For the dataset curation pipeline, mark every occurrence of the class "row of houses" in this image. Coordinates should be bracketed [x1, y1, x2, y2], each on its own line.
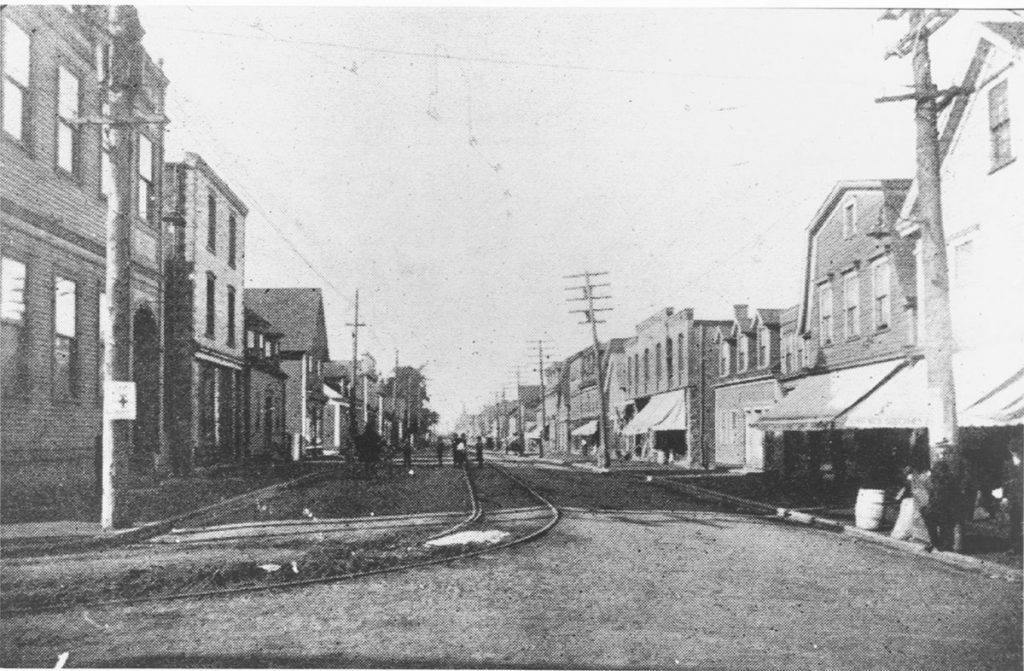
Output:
[0, 6, 423, 519]
[461, 19, 1024, 485]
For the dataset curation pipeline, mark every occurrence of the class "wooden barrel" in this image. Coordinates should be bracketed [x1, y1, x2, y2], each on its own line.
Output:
[855, 488, 887, 530]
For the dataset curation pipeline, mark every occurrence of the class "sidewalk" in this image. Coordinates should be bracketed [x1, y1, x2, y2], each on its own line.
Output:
[0, 462, 335, 558]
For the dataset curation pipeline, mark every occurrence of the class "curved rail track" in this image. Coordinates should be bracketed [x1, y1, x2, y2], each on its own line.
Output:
[1, 463, 560, 615]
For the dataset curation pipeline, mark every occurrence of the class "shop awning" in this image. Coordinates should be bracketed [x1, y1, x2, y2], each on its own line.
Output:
[571, 420, 598, 437]
[841, 349, 1024, 429]
[621, 389, 687, 435]
[753, 359, 907, 432]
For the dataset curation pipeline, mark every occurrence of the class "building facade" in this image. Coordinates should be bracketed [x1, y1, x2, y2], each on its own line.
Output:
[713, 305, 786, 470]
[242, 307, 287, 460]
[1, 6, 168, 516]
[244, 287, 330, 457]
[622, 308, 730, 467]
[163, 152, 248, 470]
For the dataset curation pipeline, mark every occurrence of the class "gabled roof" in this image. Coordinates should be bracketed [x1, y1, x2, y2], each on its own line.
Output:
[753, 308, 783, 328]
[244, 287, 329, 356]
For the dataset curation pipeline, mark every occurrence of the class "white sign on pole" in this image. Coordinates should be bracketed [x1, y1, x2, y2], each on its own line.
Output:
[105, 380, 137, 420]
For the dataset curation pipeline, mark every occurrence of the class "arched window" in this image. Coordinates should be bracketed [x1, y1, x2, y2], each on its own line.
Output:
[655, 343, 662, 388]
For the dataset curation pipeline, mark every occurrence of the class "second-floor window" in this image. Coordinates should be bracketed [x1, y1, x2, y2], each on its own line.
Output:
[205, 272, 215, 338]
[655, 343, 662, 386]
[53, 276, 79, 398]
[783, 333, 794, 373]
[843, 270, 860, 340]
[759, 326, 769, 368]
[1, 256, 28, 397]
[228, 213, 237, 268]
[819, 282, 834, 345]
[138, 133, 153, 221]
[720, 339, 729, 377]
[989, 80, 1012, 171]
[665, 338, 673, 386]
[738, 335, 748, 371]
[226, 285, 236, 346]
[56, 66, 81, 176]
[207, 193, 217, 251]
[643, 349, 650, 389]
[677, 333, 685, 379]
[246, 328, 256, 349]
[872, 258, 891, 330]
[3, 18, 31, 142]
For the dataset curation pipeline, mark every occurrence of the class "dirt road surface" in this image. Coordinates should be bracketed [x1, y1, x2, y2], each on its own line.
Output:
[2, 503, 1019, 669]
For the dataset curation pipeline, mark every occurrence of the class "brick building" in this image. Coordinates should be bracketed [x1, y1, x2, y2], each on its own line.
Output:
[242, 307, 287, 459]
[243, 288, 329, 457]
[1, 6, 168, 517]
[622, 308, 730, 467]
[163, 152, 248, 470]
[713, 304, 786, 470]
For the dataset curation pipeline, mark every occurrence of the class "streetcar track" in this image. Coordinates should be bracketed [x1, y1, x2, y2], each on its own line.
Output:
[1, 463, 560, 616]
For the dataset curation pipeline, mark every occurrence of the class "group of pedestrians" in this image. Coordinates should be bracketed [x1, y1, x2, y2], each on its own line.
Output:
[436, 433, 485, 469]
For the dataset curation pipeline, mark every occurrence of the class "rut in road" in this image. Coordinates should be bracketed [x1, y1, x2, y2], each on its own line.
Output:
[0, 464, 558, 614]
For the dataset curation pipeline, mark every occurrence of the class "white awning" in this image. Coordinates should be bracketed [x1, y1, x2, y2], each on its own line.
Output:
[571, 420, 598, 437]
[621, 389, 687, 435]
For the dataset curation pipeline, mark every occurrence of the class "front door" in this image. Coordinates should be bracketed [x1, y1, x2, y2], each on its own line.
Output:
[744, 408, 766, 471]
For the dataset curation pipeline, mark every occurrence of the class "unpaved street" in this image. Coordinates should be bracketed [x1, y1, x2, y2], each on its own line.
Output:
[2, 488, 1020, 669]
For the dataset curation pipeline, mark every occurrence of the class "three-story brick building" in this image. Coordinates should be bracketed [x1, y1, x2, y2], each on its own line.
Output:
[1, 6, 168, 516]
[163, 152, 248, 471]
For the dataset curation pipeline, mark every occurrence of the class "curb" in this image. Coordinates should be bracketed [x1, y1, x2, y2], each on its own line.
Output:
[635, 476, 1022, 582]
[0, 467, 334, 559]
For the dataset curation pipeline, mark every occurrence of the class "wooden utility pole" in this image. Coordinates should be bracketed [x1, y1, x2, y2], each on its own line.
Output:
[346, 289, 366, 444]
[393, 350, 400, 443]
[879, 8, 964, 547]
[97, 8, 165, 529]
[515, 368, 526, 453]
[527, 339, 554, 458]
[566, 271, 613, 469]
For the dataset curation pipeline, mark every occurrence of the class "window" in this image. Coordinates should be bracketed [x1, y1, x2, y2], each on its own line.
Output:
[720, 339, 729, 377]
[138, 133, 153, 221]
[783, 333, 794, 373]
[818, 282, 834, 345]
[246, 328, 255, 349]
[738, 335, 748, 371]
[677, 333, 685, 379]
[989, 80, 1013, 170]
[655, 343, 662, 387]
[643, 349, 650, 390]
[626, 357, 633, 393]
[95, 42, 111, 85]
[226, 285, 236, 346]
[1, 257, 28, 396]
[842, 198, 857, 239]
[872, 258, 891, 330]
[228, 213, 237, 268]
[263, 338, 273, 358]
[99, 145, 113, 199]
[759, 326, 769, 368]
[953, 239, 975, 288]
[797, 336, 806, 369]
[665, 338, 673, 386]
[53, 277, 79, 397]
[205, 273, 215, 337]
[843, 270, 860, 340]
[207, 193, 217, 251]
[56, 66, 81, 175]
[3, 18, 31, 141]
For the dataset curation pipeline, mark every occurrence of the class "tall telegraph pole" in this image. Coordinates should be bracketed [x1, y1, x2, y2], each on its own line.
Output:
[878, 8, 964, 547]
[527, 339, 553, 458]
[346, 289, 366, 445]
[566, 271, 613, 469]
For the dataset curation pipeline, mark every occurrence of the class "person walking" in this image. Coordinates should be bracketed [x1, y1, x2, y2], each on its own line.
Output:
[455, 433, 468, 469]
[475, 436, 485, 468]
[435, 437, 445, 467]
[357, 426, 382, 479]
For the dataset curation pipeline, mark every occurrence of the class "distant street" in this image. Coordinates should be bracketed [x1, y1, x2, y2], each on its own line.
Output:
[2, 464, 1020, 670]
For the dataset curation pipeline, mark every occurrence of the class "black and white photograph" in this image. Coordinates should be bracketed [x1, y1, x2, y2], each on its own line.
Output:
[1, 3, 1022, 668]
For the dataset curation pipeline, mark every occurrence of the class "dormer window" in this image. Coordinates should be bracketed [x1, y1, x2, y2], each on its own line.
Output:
[759, 325, 769, 368]
[738, 335, 748, 372]
[720, 338, 730, 377]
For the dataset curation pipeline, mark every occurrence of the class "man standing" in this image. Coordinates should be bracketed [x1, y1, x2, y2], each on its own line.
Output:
[475, 436, 485, 469]
[357, 426, 382, 479]
[435, 437, 445, 467]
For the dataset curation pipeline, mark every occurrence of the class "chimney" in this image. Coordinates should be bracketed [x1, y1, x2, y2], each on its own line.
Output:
[734, 304, 749, 325]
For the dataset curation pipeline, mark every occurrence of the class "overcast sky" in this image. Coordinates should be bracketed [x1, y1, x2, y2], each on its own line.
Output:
[137, 6, 1003, 429]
